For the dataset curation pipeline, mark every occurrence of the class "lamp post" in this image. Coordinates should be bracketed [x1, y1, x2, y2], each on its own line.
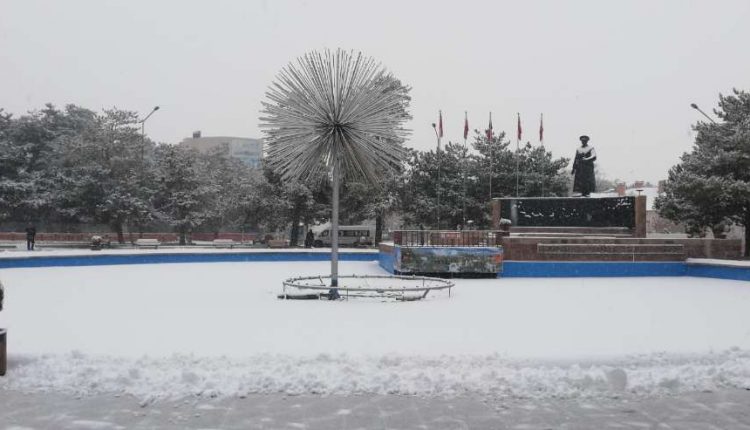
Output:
[135, 106, 159, 241]
[139, 106, 160, 164]
[690, 103, 717, 124]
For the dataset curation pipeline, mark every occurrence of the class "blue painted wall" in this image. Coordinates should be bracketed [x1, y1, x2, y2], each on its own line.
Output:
[686, 264, 750, 282]
[377, 248, 749, 281]
[378, 249, 395, 273]
[501, 261, 687, 277]
[2, 250, 749, 282]
[0, 251, 377, 269]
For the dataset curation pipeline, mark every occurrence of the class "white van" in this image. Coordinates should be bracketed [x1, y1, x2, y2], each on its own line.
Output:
[313, 225, 376, 247]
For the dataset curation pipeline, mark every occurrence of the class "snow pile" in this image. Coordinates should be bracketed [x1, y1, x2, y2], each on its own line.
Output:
[3, 350, 750, 401]
[687, 258, 750, 268]
[2, 261, 750, 400]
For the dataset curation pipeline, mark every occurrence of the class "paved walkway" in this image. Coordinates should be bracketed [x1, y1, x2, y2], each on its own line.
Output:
[2, 389, 750, 429]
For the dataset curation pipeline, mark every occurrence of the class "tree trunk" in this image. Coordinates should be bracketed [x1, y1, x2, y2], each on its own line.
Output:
[179, 228, 186, 246]
[375, 213, 383, 245]
[113, 221, 125, 244]
[289, 211, 301, 247]
[745, 208, 750, 258]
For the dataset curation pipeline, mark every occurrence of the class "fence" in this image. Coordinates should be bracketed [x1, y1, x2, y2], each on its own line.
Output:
[392, 230, 505, 247]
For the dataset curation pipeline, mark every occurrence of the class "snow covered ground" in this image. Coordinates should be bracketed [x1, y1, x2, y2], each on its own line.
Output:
[1, 261, 750, 401]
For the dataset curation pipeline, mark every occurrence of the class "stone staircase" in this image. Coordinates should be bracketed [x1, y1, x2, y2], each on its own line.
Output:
[512, 226, 634, 237]
[537, 243, 686, 261]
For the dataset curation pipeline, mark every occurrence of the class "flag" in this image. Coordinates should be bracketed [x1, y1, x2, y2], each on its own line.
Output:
[517, 113, 522, 141]
[486, 112, 493, 141]
[539, 113, 544, 143]
[463, 111, 469, 140]
[438, 110, 444, 138]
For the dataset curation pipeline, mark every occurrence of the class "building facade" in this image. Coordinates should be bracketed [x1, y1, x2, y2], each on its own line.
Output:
[179, 131, 263, 168]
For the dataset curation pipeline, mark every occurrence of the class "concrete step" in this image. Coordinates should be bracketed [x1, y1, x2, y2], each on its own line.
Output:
[537, 243, 686, 261]
[512, 226, 633, 236]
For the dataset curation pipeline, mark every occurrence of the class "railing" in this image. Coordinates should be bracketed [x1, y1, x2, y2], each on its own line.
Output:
[393, 230, 506, 247]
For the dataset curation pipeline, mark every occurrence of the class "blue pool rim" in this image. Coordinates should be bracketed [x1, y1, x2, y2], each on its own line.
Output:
[0, 251, 377, 269]
[0, 251, 748, 282]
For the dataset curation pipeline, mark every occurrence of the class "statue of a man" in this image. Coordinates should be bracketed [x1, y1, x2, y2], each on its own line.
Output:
[572, 135, 596, 197]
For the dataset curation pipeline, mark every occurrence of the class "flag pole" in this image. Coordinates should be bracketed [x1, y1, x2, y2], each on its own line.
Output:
[539, 113, 545, 197]
[462, 111, 468, 228]
[433, 110, 443, 230]
[488, 112, 493, 202]
[515, 113, 521, 197]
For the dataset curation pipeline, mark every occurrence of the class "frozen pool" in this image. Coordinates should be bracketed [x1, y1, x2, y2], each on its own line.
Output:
[1, 261, 750, 399]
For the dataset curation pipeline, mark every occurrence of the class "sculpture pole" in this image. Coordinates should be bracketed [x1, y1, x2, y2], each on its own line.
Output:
[330, 157, 340, 290]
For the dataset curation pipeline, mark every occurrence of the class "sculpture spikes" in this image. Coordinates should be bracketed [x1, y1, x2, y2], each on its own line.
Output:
[261, 49, 410, 291]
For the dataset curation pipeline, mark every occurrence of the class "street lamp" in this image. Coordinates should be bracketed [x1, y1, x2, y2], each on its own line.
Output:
[139, 106, 160, 163]
[690, 103, 717, 124]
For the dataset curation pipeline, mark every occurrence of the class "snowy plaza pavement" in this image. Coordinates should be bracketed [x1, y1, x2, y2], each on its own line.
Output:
[2, 259, 750, 427]
[3, 389, 750, 429]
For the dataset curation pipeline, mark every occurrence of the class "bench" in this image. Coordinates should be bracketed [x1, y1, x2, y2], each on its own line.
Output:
[267, 239, 289, 248]
[134, 238, 160, 249]
[212, 239, 236, 249]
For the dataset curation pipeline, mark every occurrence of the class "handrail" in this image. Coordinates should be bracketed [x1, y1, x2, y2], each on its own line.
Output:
[392, 230, 506, 247]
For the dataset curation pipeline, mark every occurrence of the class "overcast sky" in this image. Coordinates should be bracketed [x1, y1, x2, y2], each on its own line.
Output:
[2, 0, 750, 183]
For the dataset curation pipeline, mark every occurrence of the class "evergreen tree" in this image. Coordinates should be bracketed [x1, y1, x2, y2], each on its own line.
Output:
[202, 145, 262, 236]
[0, 104, 80, 223]
[152, 145, 216, 245]
[399, 130, 570, 229]
[259, 167, 329, 246]
[340, 168, 403, 244]
[656, 89, 750, 255]
[54, 107, 155, 242]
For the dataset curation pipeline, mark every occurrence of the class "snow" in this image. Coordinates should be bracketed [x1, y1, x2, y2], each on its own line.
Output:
[1, 261, 750, 400]
[591, 186, 660, 210]
[687, 258, 750, 268]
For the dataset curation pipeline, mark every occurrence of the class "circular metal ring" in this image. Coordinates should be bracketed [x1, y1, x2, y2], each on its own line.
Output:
[281, 274, 454, 300]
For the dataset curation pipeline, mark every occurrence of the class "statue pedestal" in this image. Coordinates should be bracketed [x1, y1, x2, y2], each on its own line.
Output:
[491, 196, 647, 238]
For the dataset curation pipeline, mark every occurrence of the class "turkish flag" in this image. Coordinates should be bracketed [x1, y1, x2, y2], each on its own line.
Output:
[517, 114, 522, 141]
[539, 114, 544, 142]
[438, 111, 444, 138]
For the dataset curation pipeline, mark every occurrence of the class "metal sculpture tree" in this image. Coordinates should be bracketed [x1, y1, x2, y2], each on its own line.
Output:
[261, 49, 409, 293]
